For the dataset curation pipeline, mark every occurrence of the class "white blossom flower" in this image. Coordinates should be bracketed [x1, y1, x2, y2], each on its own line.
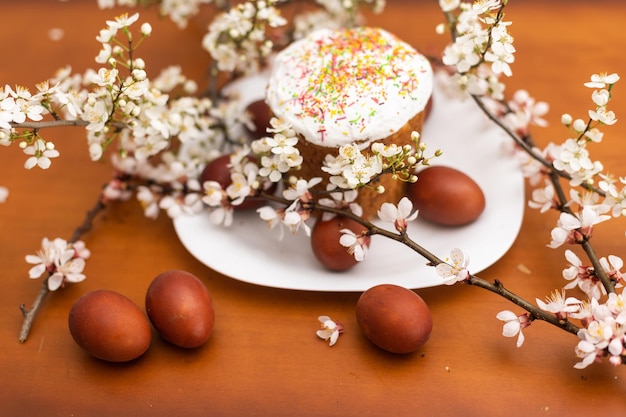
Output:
[159, 192, 203, 218]
[528, 180, 555, 213]
[23, 139, 60, 169]
[377, 197, 418, 233]
[257, 205, 285, 239]
[339, 229, 369, 262]
[25, 238, 89, 291]
[562, 249, 605, 301]
[282, 177, 322, 202]
[535, 290, 581, 320]
[573, 297, 626, 368]
[507, 89, 549, 131]
[316, 315, 343, 346]
[496, 310, 531, 348]
[591, 89, 610, 107]
[584, 72, 620, 89]
[574, 338, 601, 369]
[90, 68, 118, 87]
[599, 254, 624, 286]
[370, 142, 402, 158]
[0, 186, 8, 203]
[259, 154, 289, 182]
[282, 206, 312, 236]
[267, 133, 299, 155]
[82, 100, 109, 132]
[484, 33, 515, 77]
[136, 185, 161, 219]
[208, 204, 234, 227]
[226, 172, 253, 206]
[102, 177, 133, 202]
[106, 12, 140, 30]
[436, 248, 470, 285]
[588, 106, 617, 125]
[548, 206, 610, 248]
[606, 292, 626, 317]
[439, 0, 460, 12]
[318, 189, 362, 221]
[48, 256, 86, 291]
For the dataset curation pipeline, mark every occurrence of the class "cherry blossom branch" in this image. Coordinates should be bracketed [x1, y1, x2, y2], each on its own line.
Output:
[580, 239, 615, 294]
[469, 278, 580, 335]
[18, 280, 49, 343]
[263, 187, 581, 338]
[18, 195, 107, 343]
[10, 120, 128, 131]
[304, 198, 581, 336]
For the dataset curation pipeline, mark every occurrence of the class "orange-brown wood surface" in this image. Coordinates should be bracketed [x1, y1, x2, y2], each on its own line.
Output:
[2, 1, 626, 416]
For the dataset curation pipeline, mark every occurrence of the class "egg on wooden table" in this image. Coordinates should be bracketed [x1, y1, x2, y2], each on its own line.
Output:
[68, 290, 152, 362]
[407, 165, 485, 226]
[356, 284, 432, 354]
[145, 270, 215, 349]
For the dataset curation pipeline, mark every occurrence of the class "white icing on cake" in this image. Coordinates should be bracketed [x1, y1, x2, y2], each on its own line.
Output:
[266, 27, 433, 149]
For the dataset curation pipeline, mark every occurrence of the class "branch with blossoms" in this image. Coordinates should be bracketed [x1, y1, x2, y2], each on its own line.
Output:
[5, 0, 389, 342]
[4, 0, 626, 369]
[434, 0, 626, 368]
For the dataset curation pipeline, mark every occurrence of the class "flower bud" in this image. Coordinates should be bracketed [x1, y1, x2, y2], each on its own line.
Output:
[561, 113, 572, 126]
[133, 58, 146, 69]
[572, 118, 586, 132]
[141, 23, 152, 36]
[132, 69, 147, 81]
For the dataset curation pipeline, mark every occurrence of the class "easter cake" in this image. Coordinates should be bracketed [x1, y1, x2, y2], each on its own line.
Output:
[265, 26, 433, 217]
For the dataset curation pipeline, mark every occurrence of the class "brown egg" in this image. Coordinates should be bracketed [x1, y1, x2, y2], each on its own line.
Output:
[407, 165, 485, 226]
[356, 284, 432, 354]
[310, 215, 371, 272]
[246, 99, 273, 139]
[145, 270, 215, 348]
[68, 290, 151, 362]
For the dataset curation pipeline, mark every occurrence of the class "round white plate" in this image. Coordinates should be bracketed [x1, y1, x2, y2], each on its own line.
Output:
[173, 83, 525, 292]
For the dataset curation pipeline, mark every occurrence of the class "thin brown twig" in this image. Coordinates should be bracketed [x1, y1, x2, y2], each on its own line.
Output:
[18, 195, 108, 343]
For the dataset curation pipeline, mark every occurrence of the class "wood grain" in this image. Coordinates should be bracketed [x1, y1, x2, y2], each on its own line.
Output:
[1, 1, 626, 416]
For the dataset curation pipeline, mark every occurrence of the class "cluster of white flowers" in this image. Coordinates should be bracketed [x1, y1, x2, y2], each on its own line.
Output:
[0, 85, 53, 168]
[252, 118, 303, 182]
[97, 0, 212, 28]
[436, 2, 626, 368]
[322, 143, 384, 190]
[202, 148, 263, 226]
[257, 177, 321, 238]
[25, 238, 90, 291]
[1, 13, 222, 173]
[439, 0, 514, 99]
[478, 70, 626, 367]
[202, 0, 287, 74]
[293, 0, 385, 39]
[493, 71, 626, 367]
[574, 294, 626, 368]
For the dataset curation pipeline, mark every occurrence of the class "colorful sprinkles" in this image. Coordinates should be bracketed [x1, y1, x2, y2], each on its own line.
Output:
[267, 27, 433, 146]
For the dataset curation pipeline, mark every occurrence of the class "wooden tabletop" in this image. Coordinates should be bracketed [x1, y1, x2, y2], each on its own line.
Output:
[2, 1, 626, 416]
